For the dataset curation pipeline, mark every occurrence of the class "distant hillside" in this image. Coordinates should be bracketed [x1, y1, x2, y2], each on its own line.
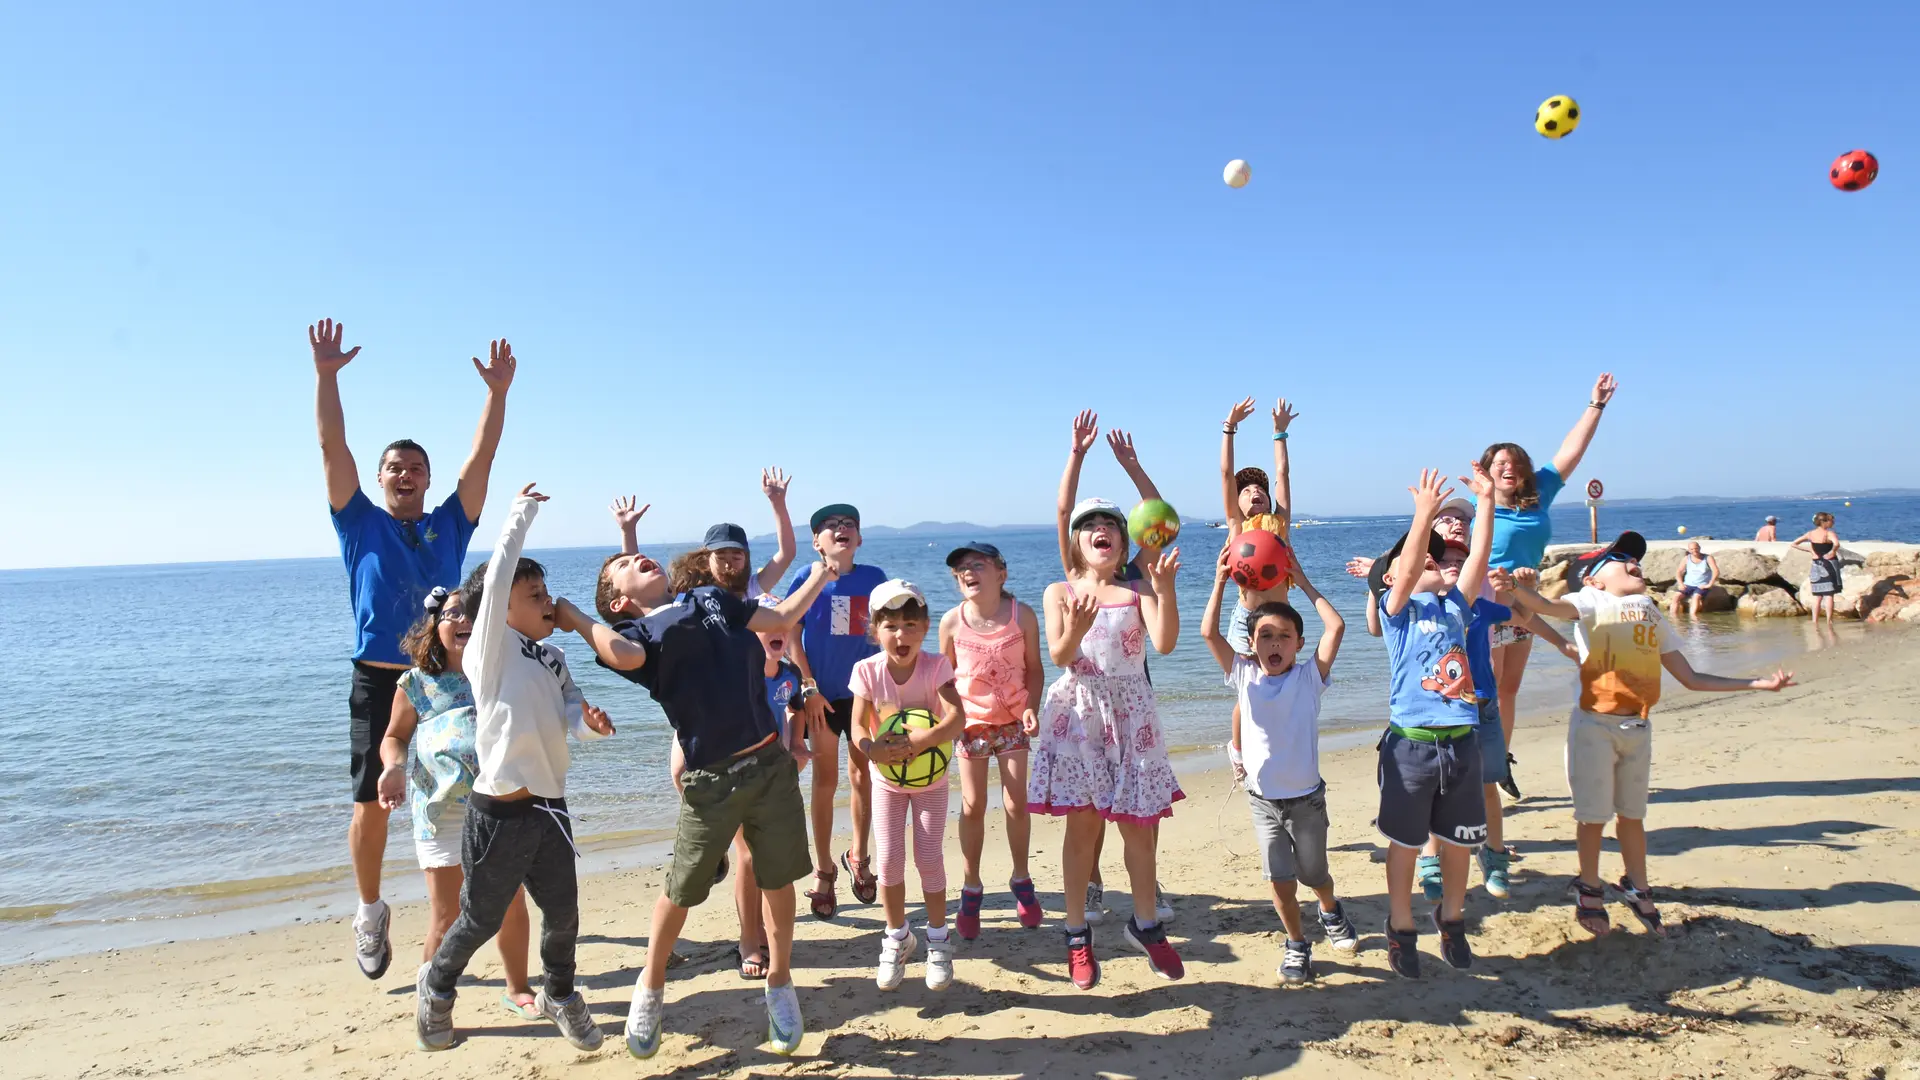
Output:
[1596, 488, 1919, 508]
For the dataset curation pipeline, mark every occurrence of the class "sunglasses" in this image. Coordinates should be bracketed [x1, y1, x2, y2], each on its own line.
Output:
[817, 517, 859, 532]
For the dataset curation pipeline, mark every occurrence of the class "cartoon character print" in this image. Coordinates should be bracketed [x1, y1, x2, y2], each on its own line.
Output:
[1420, 645, 1475, 702]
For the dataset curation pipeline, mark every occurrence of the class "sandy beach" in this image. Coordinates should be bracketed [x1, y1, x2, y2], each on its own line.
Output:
[9, 626, 1919, 1080]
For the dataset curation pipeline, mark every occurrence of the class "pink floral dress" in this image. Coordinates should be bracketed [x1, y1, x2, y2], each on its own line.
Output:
[1028, 581, 1184, 825]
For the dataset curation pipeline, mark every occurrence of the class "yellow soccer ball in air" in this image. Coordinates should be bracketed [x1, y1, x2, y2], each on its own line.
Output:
[1535, 95, 1581, 139]
[878, 708, 949, 788]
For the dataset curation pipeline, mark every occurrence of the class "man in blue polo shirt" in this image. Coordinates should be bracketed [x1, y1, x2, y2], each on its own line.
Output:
[311, 317, 515, 980]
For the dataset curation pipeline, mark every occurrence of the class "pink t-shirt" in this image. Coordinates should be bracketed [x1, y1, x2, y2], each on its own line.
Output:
[850, 650, 956, 793]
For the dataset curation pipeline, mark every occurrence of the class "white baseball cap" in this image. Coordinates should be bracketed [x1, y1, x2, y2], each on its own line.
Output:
[1438, 497, 1474, 519]
[869, 579, 927, 612]
[1069, 497, 1126, 531]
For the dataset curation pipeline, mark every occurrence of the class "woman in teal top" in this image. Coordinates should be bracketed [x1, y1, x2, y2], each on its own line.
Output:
[377, 585, 539, 1018]
[1476, 372, 1619, 795]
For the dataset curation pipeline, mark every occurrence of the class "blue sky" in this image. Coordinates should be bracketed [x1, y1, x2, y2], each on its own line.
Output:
[1, 4, 1914, 568]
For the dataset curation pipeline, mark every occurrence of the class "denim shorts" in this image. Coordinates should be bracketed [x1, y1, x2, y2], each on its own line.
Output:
[1247, 782, 1332, 888]
[1226, 602, 1255, 655]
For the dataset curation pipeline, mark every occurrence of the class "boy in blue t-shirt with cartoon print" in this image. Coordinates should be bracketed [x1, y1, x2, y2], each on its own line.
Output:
[1371, 467, 1496, 980]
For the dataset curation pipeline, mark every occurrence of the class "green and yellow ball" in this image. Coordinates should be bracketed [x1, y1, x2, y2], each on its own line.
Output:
[1127, 498, 1181, 548]
[1535, 95, 1580, 139]
[878, 708, 949, 788]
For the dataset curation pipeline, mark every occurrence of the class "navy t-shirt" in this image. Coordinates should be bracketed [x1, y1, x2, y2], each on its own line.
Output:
[764, 660, 802, 738]
[1465, 597, 1513, 715]
[331, 489, 477, 665]
[601, 585, 779, 770]
[786, 563, 888, 700]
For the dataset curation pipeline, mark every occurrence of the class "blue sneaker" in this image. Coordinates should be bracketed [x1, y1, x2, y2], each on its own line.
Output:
[1416, 854, 1444, 903]
[1478, 845, 1512, 900]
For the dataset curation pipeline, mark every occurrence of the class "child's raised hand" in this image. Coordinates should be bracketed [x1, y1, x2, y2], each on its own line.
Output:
[519, 483, 550, 503]
[1461, 461, 1494, 501]
[1225, 397, 1257, 430]
[1272, 397, 1299, 433]
[609, 495, 649, 531]
[814, 558, 842, 583]
[1071, 410, 1099, 455]
[1106, 428, 1140, 468]
[1065, 591, 1100, 637]
[1148, 546, 1181, 586]
[1591, 371, 1619, 407]
[1487, 567, 1515, 601]
[308, 318, 361, 374]
[1512, 566, 1538, 588]
[1344, 555, 1375, 579]
[1021, 708, 1039, 736]
[473, 338, 518, 392]
[1215, 539, 1236, 582]
[761, 467, 790, 501]
[376, 763, 406, 811]
[1408, 469, 1454, 517]
[582, 702, 616, 736]
[1753, 669, 1796, 692]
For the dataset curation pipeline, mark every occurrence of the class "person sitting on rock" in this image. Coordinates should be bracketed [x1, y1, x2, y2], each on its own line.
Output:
[1669, 542, 1720, 619]
[1754, 517, 1778, 542]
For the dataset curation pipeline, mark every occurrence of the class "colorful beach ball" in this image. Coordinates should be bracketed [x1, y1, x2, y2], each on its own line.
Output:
[1128, 499, 1181, 548]
[1830, 150, 1879, 191]
[1535, 95, 1580, 139]
[877, 708, 948, 788]
[1223, 159, 1251, 188]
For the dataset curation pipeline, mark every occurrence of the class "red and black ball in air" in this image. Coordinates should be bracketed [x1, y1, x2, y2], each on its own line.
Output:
[1229, 530, 1292, 592]
[1829, 150, 1879, 192]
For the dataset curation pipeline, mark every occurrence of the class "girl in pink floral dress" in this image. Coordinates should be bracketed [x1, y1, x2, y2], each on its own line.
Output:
[1030, 410, 1186, 989]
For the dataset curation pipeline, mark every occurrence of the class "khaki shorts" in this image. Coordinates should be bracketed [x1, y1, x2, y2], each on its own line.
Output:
[667, 742, 811, 908]
[1564, 709, 1652, 823]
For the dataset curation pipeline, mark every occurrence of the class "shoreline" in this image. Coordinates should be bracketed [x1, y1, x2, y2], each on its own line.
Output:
[0, 612, 1870, 967]
[9, 621, 1917, 1077]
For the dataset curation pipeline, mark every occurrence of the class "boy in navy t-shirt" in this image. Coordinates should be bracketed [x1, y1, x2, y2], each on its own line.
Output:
[1371, 467, 1496, 979]
[784, 503, 889, 918]
[570, 549, 839, 1059]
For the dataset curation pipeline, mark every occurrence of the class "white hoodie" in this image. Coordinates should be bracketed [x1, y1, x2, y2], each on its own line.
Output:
[466, 495, 608, 798]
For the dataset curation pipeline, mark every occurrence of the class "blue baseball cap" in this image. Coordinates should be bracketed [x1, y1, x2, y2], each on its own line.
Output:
[946, 541, 1003, 568]
[702, 523, 749, 552]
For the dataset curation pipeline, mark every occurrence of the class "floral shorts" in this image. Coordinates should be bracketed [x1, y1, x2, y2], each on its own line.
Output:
[958, 723, 1031, 760]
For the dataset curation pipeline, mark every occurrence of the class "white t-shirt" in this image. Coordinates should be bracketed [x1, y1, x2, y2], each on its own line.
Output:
[1563, 588, 1680, 719]
[1227, 656, 1329, 800]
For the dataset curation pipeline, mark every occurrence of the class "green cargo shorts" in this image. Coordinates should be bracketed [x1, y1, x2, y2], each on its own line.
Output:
[666, 742, 811, 908]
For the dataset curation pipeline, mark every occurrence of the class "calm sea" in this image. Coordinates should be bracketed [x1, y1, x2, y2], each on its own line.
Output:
[2, 494, 1913, 962]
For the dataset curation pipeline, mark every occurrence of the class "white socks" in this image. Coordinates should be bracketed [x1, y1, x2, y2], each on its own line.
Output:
[356, 899, 386, 922]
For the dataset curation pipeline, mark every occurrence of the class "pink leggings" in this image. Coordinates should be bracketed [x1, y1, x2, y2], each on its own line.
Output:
[871, 776, 950, 892]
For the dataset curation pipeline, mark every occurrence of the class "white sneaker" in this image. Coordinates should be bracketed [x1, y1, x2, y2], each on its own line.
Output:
[924, 930, 955, 991]
[1084, 883, 1106, 925]
[353, 900, 393, 979]
[1155, 883, 1176, 923]
[625, 983, 664, 1059]
[876, 930, 918, 991]
[765, 983, 803, 1055]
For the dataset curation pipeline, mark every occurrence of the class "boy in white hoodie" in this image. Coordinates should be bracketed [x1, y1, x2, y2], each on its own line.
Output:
[414, 487, 615, 1053]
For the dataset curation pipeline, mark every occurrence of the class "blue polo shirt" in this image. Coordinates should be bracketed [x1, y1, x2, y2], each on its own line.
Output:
[1481, 465, 1566, 570]
[1380, 588, 1481, 729]
[1465, 597, 1512, 712]
[332, 489, 478, 666]
[785, 563, 888, 701]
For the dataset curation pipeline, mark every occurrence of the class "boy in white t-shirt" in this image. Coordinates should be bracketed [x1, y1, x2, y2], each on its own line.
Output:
[1200, 546, 1360, 984]
[1501, 530, 1793, 937]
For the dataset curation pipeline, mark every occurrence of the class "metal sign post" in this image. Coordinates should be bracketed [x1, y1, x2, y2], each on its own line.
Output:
[1585, 479, 1605, 543]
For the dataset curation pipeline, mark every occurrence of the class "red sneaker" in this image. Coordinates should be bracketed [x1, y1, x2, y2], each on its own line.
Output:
[1066, 927, 1099, 990]
[1124, 918, 1185, 981]
[1010, 877, 1043, 929]
[956, 887, 983, 941]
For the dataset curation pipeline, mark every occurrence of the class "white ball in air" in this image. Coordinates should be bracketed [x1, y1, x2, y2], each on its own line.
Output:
[1223, 159, 1251, 188]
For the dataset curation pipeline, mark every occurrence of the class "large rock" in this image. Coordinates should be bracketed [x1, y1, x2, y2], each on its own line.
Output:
[1739, 588, 1806, 618]
[1866, 550, 1920, 581]
[1640, 547, 1687, 587]
[1778, 545, 1865, 586]
[1538, 574, 1572, 602]
[1721, 583, 1748, 599]
[1899, 602, 1920, 624]
[1672, 585, 1738, 614]
[1708, 549, 1780, 584]
[1862, 577, 1917, 621]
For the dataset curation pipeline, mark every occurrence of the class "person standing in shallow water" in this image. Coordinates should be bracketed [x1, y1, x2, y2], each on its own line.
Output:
[312, 317, 515, 981]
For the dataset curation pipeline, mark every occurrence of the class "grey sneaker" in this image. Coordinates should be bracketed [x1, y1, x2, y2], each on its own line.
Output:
[1084, 882, 1106, 924]
[1319, 901, 1360, 953]
[924, 930, 956, 991]
[625, 983, 664, 1059]
[354, 900, 392, 979]
[538, 988, 604, 1051]
[414, 964, 456, 1052]
[765, 982, 804, 1055]
[1279, 939, 1314, 985]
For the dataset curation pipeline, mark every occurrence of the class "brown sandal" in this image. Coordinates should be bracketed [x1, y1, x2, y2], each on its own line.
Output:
[841, 850, 878, 905]
[1572, 878, 1611, 936]
[806, 866, 838, 920]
